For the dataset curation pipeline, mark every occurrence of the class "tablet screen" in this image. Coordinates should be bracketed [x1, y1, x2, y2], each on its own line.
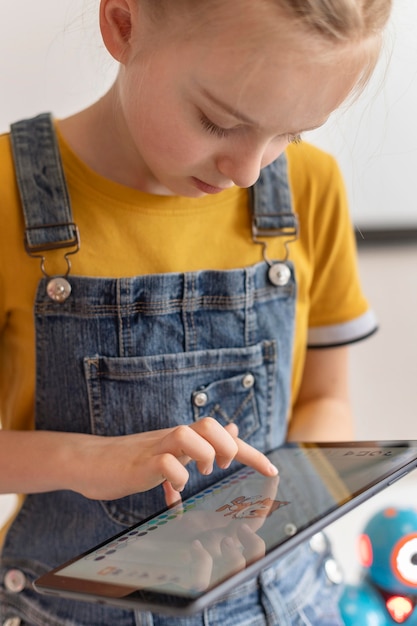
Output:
[35, 441, 417, 613]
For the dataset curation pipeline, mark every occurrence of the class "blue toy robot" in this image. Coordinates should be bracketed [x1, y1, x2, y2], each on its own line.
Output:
[339, 507, 417, 625]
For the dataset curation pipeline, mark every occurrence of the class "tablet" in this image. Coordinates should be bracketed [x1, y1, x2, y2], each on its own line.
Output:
[34, 440, 417, 616]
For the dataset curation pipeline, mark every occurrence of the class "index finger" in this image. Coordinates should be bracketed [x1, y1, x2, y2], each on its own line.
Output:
[234, 437, 278, 477]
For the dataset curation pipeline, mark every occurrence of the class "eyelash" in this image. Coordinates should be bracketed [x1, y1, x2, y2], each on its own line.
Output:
[200, 113, 302, 145]
[199, 114, 230, 139]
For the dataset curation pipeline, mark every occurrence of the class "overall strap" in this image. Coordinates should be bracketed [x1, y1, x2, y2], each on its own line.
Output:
[10, 112, 79, 254]
[251, 154, 298, 285]
[251, 152, 298, 239]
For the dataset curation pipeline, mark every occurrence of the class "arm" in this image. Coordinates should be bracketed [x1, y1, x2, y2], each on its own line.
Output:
[0, 418, 277, 501]
[287, 346, 354, 442]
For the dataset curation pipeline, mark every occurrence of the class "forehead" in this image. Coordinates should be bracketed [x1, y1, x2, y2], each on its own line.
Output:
[143, 0, 369, 72]
[159, 1, 368, 79]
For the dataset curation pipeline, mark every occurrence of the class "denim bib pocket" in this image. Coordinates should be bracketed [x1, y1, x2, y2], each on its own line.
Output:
[84, 340, 276, 526]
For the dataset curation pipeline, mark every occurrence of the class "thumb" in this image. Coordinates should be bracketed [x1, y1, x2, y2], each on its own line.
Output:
[162, 480, 182, 507]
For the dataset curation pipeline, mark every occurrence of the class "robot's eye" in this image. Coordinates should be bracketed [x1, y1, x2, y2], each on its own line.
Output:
[391, 535, 417, 585]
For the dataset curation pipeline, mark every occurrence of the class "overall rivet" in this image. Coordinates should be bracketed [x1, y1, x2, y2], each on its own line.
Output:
[193, 392, 208, 408]
[242, 373, 255, 389]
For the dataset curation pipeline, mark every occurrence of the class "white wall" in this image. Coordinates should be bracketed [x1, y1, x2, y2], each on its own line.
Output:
[0, 1, 117, 129]
[350, 245, 417, 441]
[2, 0, 417, 586]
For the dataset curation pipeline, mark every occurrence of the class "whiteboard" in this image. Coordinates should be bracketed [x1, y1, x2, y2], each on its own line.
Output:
[1, 0, 416, 228]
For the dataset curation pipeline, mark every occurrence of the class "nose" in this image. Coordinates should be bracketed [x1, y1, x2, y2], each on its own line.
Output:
[216, 154, 261, 189]
[216, 138, 288, 188]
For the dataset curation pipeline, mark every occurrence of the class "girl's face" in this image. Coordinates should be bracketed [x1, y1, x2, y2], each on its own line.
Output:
[110, 3, 367, 196]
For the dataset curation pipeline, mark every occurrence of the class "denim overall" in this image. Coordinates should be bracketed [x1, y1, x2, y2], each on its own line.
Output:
[0, 114, 343, 626]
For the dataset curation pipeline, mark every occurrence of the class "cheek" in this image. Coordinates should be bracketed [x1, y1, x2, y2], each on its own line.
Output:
[121, 67, 213, 170]
[139, 107, 209, 169]
[118, 72, 188, 165]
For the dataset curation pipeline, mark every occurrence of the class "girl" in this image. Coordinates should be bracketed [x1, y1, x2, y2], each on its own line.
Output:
[0, 0, 392, 624]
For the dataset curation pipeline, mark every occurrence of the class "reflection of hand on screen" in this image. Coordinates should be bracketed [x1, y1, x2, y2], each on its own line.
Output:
[165, 474, 281, 589]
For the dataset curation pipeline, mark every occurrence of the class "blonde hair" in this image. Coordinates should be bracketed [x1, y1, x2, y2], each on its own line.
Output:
[275, 0, 393, 88]
[143, 0, 392, 88]
[144, 0, 392, 38]
[278, 0, 392, 41]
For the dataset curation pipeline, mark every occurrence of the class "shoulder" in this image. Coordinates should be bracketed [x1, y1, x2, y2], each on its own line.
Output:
[0, 129, 20, 209]
[286, 141, 345, 202]
[0, 129, 16, 183]
[286, 140, 340, 177]
[286, 141, 350, 238]
[0, 128, 24, 229]
[0, 128, 28, 268]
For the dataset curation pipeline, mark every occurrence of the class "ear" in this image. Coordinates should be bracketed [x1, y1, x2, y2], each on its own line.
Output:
[99, 0, 136, 63]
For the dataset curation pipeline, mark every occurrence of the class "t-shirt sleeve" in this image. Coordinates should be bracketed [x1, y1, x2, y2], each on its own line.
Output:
[288, 141, 378, 348]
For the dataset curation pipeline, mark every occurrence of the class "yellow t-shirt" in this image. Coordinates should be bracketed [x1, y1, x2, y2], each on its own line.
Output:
[0, 126, 373, 436]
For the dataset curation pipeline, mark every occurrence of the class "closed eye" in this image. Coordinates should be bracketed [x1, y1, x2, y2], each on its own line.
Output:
[199, 114, 232, 139]
[200, 111, 303, 146]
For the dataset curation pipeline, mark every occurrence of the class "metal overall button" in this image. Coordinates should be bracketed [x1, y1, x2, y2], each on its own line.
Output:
[46, 276, 72, 303]
[242, 373, 255, 389]
[268, 262, 291, 287]
[193, 392, 208, 408]
[3, 569, 26, 593]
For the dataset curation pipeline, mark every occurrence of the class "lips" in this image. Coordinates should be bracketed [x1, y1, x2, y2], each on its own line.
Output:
[192, 177, 231, 195]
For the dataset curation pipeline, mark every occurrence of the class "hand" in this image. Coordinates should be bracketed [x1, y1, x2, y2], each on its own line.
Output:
[72, 418, 278, 501]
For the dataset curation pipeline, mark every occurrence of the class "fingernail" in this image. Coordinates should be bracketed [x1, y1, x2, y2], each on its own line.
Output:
[268, 463, 279, 476]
